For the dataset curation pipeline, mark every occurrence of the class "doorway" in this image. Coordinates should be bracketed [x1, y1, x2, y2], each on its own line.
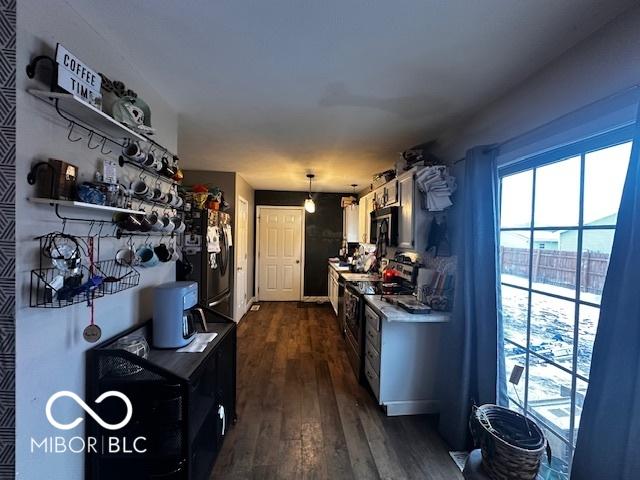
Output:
[235, 196, 249, 321]
[256, 206, 305, 301]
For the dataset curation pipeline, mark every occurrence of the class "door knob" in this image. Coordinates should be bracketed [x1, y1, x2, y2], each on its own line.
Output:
[296, 260, 300, 264]
[237, 266, 243, 271]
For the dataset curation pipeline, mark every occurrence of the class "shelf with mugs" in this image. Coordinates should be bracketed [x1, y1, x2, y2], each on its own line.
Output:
[27, 89, 179, 162]
[118, 154, 181, 188]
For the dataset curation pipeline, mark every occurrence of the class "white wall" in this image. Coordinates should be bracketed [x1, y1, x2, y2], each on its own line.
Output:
[16, 1, 178, 477]
[235, 173, 255, 305]
[438, 5, 640, 161]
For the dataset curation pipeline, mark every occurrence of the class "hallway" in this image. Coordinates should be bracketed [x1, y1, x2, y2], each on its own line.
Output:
[211, 302, 462, 479]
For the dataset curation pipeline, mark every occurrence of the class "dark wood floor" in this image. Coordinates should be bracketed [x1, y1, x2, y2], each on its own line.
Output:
[211, 302, 463, 480]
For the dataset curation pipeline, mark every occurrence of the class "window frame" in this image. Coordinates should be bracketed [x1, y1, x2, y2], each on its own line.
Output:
[498, 124, 634, 470]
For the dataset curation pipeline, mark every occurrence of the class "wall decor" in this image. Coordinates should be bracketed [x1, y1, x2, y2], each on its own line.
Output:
[54, 43, 102, 109]
[0, 0, 16, 476]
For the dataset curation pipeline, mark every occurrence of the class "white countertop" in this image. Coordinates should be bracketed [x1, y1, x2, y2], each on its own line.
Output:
[340, 272, 380, 282]
[364, 295, 451, 323]
[328, 261, 350, 272]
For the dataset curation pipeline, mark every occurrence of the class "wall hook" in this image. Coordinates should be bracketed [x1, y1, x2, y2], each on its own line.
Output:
[100, 137, 112, 155]
[67, 122, 83, 142]
[87, 131, 101, 150]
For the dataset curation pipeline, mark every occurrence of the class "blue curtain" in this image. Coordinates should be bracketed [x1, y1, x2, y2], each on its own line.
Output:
[571, 107, 640, 479]
[437, 145, 506, 449]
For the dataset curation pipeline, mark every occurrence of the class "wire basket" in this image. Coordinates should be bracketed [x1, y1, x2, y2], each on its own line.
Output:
[95, 259, 140, 295]
[30, 265, 105, 308]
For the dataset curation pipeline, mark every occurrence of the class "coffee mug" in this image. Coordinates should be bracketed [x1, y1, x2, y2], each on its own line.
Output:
[145, 211, 163, 232]
[154, 243, 172, 262]
[114, 212, 143, 231]
[142, 152, 160, 171]
[136, 244, 159, 267]
[122, 142, 146, 163]
[139, 215, 153, 232]
[115, 247, 138, 266]
[169, 194, 184, 208]
[168, 246, 180, 262]
[171, 216, 186, 234]
[162, 215, 175, 233]
[131, 179, 149, 197]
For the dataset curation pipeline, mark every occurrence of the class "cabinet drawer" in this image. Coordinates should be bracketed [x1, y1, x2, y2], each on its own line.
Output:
[365, 339, 380, 375]
[365, 321, 380, 353]
[364, 358, 380, 401]
[364, 305, 380, 331]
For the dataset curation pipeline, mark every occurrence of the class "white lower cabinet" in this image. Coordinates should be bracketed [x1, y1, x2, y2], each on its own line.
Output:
[363, 302, 443, 416]
[328, 267, 339, 315]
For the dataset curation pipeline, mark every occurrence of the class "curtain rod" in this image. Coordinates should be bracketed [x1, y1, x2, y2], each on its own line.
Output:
[453, 83, 640, 165]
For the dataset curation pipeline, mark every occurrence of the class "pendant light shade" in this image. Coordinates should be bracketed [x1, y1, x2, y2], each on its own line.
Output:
[304, 174, 316, 213]
[304, 196, 316, 213]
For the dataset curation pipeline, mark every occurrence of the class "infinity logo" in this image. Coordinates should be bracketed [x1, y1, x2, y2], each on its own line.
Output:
[45, 391, 133, 431]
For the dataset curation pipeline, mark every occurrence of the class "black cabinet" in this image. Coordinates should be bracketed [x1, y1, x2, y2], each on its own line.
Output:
[86, 313, 236, 480]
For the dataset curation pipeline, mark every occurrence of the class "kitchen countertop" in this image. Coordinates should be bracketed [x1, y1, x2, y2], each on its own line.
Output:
[328, 261, 350, 272]
[364, 295, 451, 323]
[340, 272, 380, 282]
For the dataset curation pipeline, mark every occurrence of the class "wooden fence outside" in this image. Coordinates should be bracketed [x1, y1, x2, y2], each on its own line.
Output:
[500, 247, 610, 294]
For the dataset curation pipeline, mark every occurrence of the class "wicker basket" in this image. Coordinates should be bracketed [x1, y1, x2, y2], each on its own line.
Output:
[470, 404, 550, 480]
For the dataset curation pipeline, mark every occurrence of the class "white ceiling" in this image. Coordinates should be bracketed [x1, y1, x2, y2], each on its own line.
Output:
[66, 0, 634, 192]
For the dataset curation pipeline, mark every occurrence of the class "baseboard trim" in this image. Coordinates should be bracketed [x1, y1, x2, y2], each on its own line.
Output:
[301, 296, 329, 303]
[383, 400, 440, 416]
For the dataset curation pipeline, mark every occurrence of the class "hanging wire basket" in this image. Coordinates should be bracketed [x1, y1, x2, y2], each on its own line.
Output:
[30, 265, 105, 308]
[95, 259, 140, 295]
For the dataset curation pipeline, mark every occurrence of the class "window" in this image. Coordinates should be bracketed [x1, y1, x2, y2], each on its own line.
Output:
[499, 132, 632, 478]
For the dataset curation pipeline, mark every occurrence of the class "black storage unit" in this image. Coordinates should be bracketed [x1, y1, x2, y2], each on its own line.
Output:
[86, 311, 236, 480]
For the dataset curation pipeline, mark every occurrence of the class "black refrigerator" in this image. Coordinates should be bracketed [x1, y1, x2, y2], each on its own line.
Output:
[180, 209, 233, 317]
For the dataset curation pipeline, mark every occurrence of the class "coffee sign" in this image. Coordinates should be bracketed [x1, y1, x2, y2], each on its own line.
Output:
[55, 44, 102, 109]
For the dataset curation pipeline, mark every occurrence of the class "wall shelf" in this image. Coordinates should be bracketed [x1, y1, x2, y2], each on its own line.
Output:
[27, 89, 178, 158]
[28, 89, 146, 144]
[29, 197, 143, 215]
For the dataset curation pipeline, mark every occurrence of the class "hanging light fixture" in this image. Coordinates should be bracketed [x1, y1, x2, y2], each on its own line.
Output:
[304, 173, 316, 213]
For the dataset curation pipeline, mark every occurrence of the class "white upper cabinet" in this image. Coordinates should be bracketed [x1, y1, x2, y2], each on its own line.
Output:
[398, 170, 415, 249]
[343, 204, 359, 243]
[397, 167, 431, 253]
[358, 192, 374, 243]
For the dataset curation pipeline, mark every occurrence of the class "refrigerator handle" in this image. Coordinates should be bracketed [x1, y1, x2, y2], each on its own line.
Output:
[208, 293, 230, 308]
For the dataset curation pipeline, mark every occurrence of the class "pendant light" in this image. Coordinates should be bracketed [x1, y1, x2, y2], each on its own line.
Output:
[304, 174, 316, 213]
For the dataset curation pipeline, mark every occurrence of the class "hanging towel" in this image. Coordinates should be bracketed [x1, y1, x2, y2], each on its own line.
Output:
[207, 226, 221, 253]
[223, 224, 233, 247]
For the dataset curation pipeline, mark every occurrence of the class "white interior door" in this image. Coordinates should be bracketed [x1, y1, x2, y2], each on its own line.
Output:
[258, 207, 303, 301]
[234, 196, 249, 320]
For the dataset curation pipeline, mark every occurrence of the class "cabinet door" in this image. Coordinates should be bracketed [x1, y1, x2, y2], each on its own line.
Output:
[385, 181, 398, 206]
[344, 205, 359, 242]
[398, 174, 414, 249]
[216, 328, 237, 437]
[359, 193, 373, 243]
[364, 194, 373, 243]
[331, 278, 339, 315]
[358, 199, 367, 243]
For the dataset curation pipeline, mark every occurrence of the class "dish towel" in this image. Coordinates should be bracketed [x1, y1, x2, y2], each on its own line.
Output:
[207, 226, 221, 253]
[223, 224, 233, 247]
